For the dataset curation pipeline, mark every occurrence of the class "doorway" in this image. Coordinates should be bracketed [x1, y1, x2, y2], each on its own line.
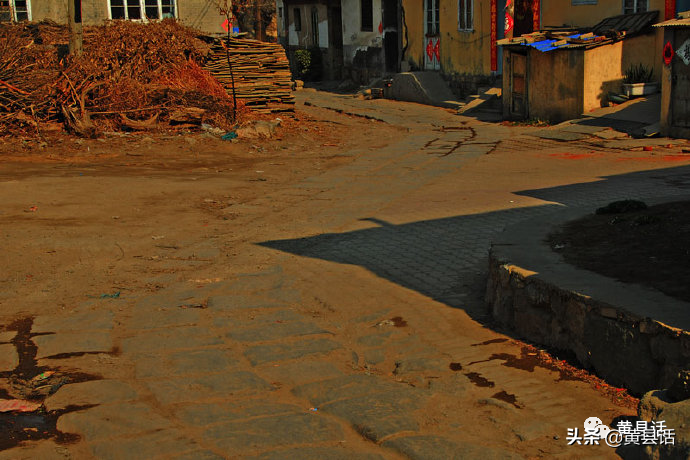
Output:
[383, 0, 400, 73]
[328, 5, 344, 79]
[424, 0, 440, 70]
[509, 51, 528, 118]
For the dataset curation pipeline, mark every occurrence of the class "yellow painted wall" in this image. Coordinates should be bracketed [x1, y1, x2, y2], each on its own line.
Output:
[402, 0, 492, 75]
[440, 0, 492, 75]
[401, 0, 424, 69]
[542, 0, 665, 28]
[582, 40, 623, 112]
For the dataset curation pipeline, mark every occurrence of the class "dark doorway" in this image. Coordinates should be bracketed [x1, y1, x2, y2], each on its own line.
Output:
[383, 0, 400, 73]
[328, 5, 344, 79]
[514, 0, 535, 36]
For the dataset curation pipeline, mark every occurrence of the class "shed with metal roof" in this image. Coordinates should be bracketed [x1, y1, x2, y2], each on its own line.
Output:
[499, 11, 661, 122]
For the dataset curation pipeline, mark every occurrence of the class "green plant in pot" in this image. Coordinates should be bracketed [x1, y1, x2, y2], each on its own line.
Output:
[622, 63, 657, 97]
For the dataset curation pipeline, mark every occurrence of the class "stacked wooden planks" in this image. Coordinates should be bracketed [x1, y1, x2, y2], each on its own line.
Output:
[204, 36, 294, 113]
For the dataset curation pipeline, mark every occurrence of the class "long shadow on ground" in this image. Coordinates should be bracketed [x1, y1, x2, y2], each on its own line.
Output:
[258, 165, 690, 323]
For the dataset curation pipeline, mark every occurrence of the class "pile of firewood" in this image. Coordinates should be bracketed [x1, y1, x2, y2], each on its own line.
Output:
[204, 36, 294, 113]
[0, 20, 283, 136]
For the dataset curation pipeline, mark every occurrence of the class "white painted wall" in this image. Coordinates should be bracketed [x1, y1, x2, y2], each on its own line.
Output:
[341, 0, 383, 62]
[284, 3, 329, 48]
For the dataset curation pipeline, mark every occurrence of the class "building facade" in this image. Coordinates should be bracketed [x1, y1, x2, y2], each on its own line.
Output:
[0, 0, 229, 34]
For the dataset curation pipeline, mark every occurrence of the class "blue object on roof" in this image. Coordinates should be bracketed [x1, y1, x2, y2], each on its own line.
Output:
[519, 33, 593, 52]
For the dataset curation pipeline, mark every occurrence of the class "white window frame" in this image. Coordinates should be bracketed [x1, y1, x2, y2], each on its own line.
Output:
[0, 0, 32, 22]
[107, 0, 178, 21]
[458, 0, 473, 31]
[623, 0, 648, 14]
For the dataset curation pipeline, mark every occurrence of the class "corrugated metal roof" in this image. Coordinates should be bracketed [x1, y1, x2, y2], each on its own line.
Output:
[654, 17, 690, 27]
[498, 11, 659, 52]
[592, 10, 659, 36]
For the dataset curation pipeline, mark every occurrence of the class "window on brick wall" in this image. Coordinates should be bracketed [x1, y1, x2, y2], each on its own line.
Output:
[623, 0, 647, 13]
[109, 0, 176, 21]
[0, 0, 31, 22]
[458, 0, 473, 30]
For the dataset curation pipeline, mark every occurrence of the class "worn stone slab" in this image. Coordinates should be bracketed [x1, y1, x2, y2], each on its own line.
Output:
[0, 441, 77, 460]
[227, 321, 330, 343]
[0, 343, 18, 372]
[212, 309, 304, 330]
[89, 429, 200, 460]
[203, 414, 344, 451]
[34, 331, 112, 359]
[0, 331, 15, 343]
[511, 420, 556, 442]
[356, 331, 392, 347]
[393, 356, 446, 375]
[558, 123, 608, 135]
[207, 294, 284, 311]
[382, 435, 525, 460]
[603, 137, 687, 149]
[32, 311, 114, 333]
[57, 403, 173, 441]
[258, 361, 343, 386]
[531, 129, 588, 141]
[135, 349, 240, 379]
[145, 372, 272, 405]
[592, 129, 629, 139]
[175, 401, 301, 427]
[45, 380, 137, 411]
[121, 327, 223, 354]
[247, 447, 385, 460]
[213, 274, 286, 294]
[244, 338, 341, 366]
[350, 310, 391, 324]
[135, 289, 212, 310]
[363, 348, 386, 365]
[319, 390, 424, 442]
[171, 451, 225, 460]
[129, 307, 202, 330]
[293, 375, 417, 407]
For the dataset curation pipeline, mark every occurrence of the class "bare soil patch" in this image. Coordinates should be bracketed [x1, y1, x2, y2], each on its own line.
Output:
[549, 200, 690, 303]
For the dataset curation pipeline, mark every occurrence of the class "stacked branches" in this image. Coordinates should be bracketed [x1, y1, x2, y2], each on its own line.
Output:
[0, 20, 253, 136]
[205, 36, 294, 113]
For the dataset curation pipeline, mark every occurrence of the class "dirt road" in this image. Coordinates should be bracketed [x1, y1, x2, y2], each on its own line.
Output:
[1, 90, 689, 459]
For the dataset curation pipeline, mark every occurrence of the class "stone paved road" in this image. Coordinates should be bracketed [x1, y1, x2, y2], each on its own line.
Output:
[2, 90, 690, 459]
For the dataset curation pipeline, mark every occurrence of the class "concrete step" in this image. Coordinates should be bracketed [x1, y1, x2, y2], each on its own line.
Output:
[386, 72, 464, 110]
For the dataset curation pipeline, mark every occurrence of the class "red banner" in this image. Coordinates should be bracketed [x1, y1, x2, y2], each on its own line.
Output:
[505, 0, 514, 37]
[491, 0, 497, 71]
[532, 0, 540, 32]
[665, 0, 676, 20]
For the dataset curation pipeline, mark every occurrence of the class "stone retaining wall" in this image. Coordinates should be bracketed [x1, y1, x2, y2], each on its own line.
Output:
[486, 250, 690, 396]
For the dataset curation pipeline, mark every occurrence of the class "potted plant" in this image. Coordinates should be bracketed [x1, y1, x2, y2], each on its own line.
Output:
[622, 63, 658, 97]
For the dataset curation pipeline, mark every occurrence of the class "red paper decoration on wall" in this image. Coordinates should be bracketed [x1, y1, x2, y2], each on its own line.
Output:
[664, 41, 674, 66]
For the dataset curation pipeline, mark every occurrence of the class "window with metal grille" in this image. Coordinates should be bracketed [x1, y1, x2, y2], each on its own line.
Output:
[361, 0, 373, 31]
[311, 7, 319, 46]
[109, 0, 176, 21]
[426, 0, 439, 35]
[623, 0, 647, 13]
[458, 0, 473, 30]
[0, 0, 31, 22]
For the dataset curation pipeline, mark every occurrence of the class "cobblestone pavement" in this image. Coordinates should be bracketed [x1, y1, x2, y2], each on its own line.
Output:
[2, 90, 690, 460]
